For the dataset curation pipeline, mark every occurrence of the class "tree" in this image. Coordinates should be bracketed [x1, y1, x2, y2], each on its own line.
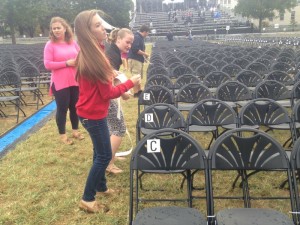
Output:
[234, 0, 297, 33]
[0, 0, 19, 44]
[0, 0, 133, 44]
[73, 0, 133, 28]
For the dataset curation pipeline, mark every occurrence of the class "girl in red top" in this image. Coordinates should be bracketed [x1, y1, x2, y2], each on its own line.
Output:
[74, 10, 141, 213]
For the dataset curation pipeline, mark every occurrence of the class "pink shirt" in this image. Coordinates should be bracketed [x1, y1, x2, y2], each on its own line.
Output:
[43, 41, 79, 93]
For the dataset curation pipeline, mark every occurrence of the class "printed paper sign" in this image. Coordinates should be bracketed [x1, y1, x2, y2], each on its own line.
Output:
[147, 139, 161, 153]
[144, 93, 150, 100]
[145, 113, 153, 122]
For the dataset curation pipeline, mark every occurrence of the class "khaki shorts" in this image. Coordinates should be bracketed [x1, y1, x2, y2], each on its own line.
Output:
[128, 59, 144, 78]
[128, 59, 143, 93]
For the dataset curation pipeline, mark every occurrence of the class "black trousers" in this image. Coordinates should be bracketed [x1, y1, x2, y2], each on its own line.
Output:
[51, 84, 79, 134]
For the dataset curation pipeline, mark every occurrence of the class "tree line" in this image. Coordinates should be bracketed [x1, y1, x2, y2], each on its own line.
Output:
[0, 0, 133, 44]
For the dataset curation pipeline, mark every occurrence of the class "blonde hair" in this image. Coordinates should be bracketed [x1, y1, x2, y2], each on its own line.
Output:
[74, 10, 114, 83]
[49, 17, 73, 43]
[108, 28, 133, 44]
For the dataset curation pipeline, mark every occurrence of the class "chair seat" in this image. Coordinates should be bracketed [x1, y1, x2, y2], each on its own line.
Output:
[237, 100, 251, 107]
[223, 101, 237, 108]
[133, 206, 207, 225]
[216, 208, 294, 225]
[295, 122, 300, 129]
[0, 96, 19, 102]
[177, 103, 195, 111]
[188, 125, 217, 132]
[0, 87, 17, 92]
[276, 100, 291, 108]
[141, 128, 182, 136]
[222, 124, 237, 130]
[268, 123, 291, 130]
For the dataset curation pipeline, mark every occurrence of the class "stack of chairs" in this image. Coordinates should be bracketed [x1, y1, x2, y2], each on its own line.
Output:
[0, 44, 49, 122]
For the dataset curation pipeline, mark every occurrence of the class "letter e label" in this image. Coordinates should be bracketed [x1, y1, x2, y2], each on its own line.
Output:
[144, 93, 150, 100]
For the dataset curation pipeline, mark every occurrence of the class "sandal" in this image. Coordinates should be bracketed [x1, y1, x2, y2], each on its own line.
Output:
[106, 164, 123, 174]
[79, 200, 109, 213]
[61, 136, 74, 145]
[73, 132, 84, 140]
[97, 188, 116, 196]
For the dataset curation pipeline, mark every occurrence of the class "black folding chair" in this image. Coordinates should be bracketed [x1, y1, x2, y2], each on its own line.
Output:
[129, 128, 208, 225]
[207, 128, 297, 225]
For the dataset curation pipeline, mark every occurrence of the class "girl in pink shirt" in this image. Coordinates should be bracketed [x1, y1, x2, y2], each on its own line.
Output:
[44, 17, 83, 145]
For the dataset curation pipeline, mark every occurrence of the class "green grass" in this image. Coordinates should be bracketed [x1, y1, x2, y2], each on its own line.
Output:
[0, 44, 296, 225]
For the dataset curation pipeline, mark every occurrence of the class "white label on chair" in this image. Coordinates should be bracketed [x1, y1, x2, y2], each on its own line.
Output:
[144, 93, 150, 100]
[147, 139, 161, 153]
[145, 113, 153, 122]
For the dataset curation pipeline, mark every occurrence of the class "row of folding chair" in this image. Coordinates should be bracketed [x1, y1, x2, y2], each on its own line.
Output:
[139, 81, 300, 116]
[147, 60, 295, 80]
[136, 98, 299, 151]
[0, 70, 45, 123]
[146, 71, 299, 92]
[129, 127, 300, 225]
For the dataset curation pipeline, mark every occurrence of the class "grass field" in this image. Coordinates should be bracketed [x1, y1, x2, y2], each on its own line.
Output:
[0, 44, 296, 225]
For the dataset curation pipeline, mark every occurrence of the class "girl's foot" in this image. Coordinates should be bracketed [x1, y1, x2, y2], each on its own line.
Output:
[97, 188, 116, 196]
[79, 200, 109, 213]
[72, 131, 84, 140]
[61, 134, 74, 145]
[106, 164, 123, 174]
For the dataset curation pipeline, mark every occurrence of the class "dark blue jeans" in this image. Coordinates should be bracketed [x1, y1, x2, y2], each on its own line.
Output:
[79, 116, 112, 201]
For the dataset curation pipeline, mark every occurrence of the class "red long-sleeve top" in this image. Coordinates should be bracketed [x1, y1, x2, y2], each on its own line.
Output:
[76, 77, 133, 120]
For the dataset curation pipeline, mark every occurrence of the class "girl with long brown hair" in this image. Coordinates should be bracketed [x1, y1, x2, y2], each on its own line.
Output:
[74, 10, 141, 213]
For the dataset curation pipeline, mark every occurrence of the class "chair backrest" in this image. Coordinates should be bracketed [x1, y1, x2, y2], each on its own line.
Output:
[239, 98, 291, 126]
[203, 71, 231, 88]
[147, 66, 169, 78]
[254, 80, 291, 101]
[174, 74, 201, 90]
[176, 83, 212, 104]
[246, 62, 269, 76]
[209, 128, 290, 170]
[211, 60, 228, 70]
[271, 62, 293, 73]
[236, 70, 262, 87]
[145, 74, 174, 90]
[189, 60, 204, 71]
[136, 103, 186, 141]
[291, 136, 300, 170]
[215, 81, 252, 102]
[221, 64, 243, 77]
[232, 58, 249, 69]
[170, 64, 194, 79]
[195, 64, 217, 80]
[265, 70, 294, 86]
[132, 128, 206, 171]
[291, 80, 300, 107]
[187, 99, 237, 128]
[0, 70, 20, 86]
[18, 63, 40, 78]
[138, 85, 174, 114]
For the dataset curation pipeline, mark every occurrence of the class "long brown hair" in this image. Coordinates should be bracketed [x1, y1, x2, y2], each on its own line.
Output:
[74, 10, 114, 83]
[49, 17, 73, 43]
